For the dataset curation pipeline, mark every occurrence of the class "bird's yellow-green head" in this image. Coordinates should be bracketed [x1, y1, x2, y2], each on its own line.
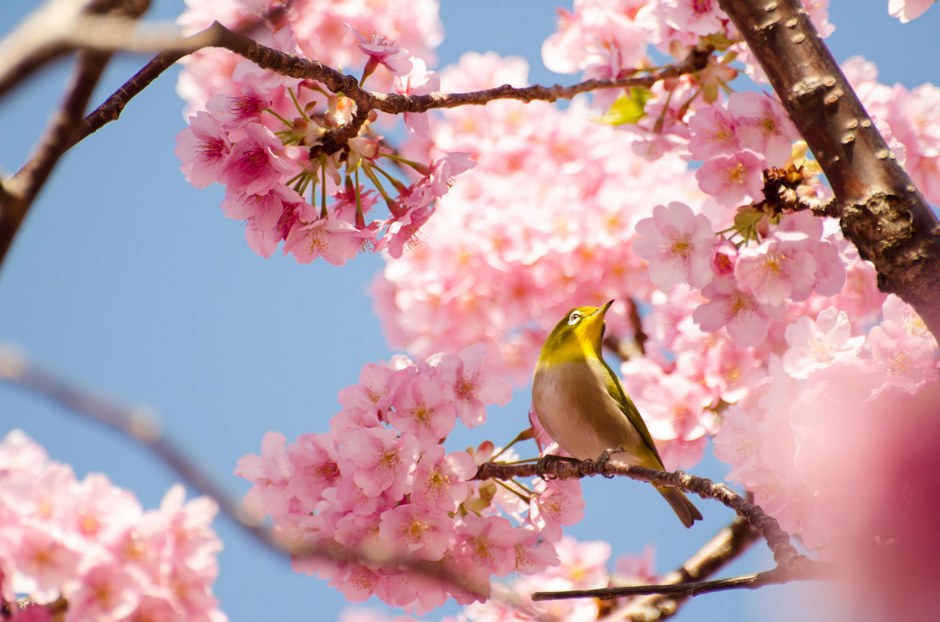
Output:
[537, 300, 613, 366]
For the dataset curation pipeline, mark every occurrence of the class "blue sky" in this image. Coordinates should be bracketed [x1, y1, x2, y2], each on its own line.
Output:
[1, 2, 937, 620]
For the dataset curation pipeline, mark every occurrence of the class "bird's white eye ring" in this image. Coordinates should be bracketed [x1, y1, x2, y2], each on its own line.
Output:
[567, 311, 581, 325]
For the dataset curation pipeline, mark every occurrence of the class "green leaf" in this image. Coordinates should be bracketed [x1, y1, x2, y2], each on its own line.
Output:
[601, 87, 653, 126]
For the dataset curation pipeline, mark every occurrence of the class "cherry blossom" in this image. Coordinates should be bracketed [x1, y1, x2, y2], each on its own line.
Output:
[781, 308, 865, 379]
[0, 431, 225, 621]
[695, 151, 765, 206]
[693, 276, 779, 347]
[727, 91, 800, 167]
[888, 0, 937, 22]
[688, 104, 740, 160]
[634, 201, 717, 290]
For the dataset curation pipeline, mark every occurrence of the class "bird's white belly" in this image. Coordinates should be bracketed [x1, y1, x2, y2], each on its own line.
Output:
[532, 359, 645, 464]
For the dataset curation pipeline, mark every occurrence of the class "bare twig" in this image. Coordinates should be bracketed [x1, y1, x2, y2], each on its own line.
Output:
[717, 0, 940, 341]
[533, 556, 836, 601]
[618, 517, 760, 621]
[0, 48, 113, 266]
[74, 1, 292, 144]
[0, 0, 154, 266]
[0, 0, 99, 98]
[603, 298, 648, 361]
[0, 0, 154, 100]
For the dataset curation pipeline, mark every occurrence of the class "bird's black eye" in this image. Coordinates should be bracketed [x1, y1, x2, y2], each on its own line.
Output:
[567, 311, 581, 325]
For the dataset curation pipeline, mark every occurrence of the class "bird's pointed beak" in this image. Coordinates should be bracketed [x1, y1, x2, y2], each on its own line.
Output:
[598, 300, 614, 316]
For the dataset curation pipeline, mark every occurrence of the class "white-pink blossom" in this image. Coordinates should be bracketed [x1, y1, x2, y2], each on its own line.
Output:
[782, 308, 865, 379]
[693, 276, 779, 347]
[728, 91, 799, 167]
[634, 201, 717, 290]
[695, 151, 765, 206]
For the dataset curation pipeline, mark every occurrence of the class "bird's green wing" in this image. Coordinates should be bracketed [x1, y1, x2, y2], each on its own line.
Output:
[599, 356, 666, 469]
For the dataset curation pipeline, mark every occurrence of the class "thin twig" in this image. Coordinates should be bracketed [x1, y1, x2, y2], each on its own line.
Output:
[533, 556, 836, 601]
[618, 517, 760, 621]
[602, 298, 648, 361]
[75, 3, 293, 145]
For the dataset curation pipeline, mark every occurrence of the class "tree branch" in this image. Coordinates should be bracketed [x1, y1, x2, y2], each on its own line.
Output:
[476, 459, 800, 566]
[0, 49, 113, 266]
[617, 517, 760, 621]
[75, 22, 712, 154]
[717, 0, 940, 340]
[476, 459, 833, 608]
[0, 0, 154, 267]
[0, 0, 100, 99]
[603, 298, 648, 361]
[533, 555, 836, 601]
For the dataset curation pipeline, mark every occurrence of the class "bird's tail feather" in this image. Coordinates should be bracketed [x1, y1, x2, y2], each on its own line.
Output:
[655, 485, 703, 528]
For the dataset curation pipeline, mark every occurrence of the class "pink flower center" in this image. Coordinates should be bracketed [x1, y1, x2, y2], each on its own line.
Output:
[198, 138, 225, 163]
[670, 237, 692, 257]
[729, 292, 752, 315]
[762, 253, 784, 275]
[406, 520, 429, 543]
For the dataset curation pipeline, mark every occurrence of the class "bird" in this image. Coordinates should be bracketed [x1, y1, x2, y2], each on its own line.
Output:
[531, 300, 702, 528]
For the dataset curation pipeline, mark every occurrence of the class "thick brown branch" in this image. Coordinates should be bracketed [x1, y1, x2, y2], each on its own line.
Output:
[532, 556, 835, 601]
[717, 0, 940, 340]
[476, 459, 800, 566]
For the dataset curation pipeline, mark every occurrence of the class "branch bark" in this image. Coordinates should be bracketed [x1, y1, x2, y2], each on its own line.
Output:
[533, 555, 835, 601]
[618, 517, 759, 621]
[476, 459, 801, 567]
[717, 0, 940, 340]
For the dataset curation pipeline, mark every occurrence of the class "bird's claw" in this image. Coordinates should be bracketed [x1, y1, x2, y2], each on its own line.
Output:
[595, 448, 627, 478]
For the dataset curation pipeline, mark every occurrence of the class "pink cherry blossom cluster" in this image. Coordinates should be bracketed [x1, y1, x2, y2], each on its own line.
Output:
[336, 538, 656, 622]
[177, 0, 442, 110]
[713, 295, 939, 545]
[0, 430, 225, 622]
[374, 53, 703, 384]
[636, 207, 849, 349]
[540, 1, 833, 158]
[235, 345, 588, 613]
[452, 538, 656, 622]
[689, 91, 801, 206]
[175, 0, 474, 263]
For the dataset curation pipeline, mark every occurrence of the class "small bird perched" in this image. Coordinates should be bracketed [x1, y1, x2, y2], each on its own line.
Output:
[532, 300, 702, 528]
